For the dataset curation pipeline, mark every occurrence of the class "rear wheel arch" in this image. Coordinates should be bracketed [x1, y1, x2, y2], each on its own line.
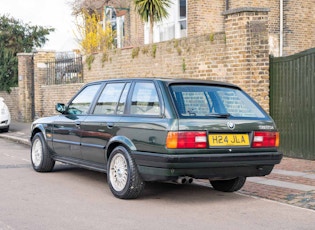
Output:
[106, 136, 136, 160]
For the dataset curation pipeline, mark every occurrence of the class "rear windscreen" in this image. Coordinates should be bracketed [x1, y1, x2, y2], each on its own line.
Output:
[170, 85, 267, 119]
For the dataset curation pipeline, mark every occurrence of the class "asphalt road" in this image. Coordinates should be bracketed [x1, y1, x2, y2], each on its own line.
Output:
[1, 138, 314, 230]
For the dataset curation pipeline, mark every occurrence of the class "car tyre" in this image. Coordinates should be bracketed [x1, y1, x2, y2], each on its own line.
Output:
[107, 146, 145, 199]
[2, 126, 9, 132]
[31, 132, 55, 172]
[210, 177, 246, 192]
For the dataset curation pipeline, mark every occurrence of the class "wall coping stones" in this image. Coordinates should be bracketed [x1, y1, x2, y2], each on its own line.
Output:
[222, 7, 270, 16]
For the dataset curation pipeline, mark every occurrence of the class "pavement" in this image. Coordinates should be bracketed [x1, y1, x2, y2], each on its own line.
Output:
[0, 121, 315, 211]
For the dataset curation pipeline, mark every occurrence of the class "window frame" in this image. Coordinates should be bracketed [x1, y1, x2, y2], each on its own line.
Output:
[169, 84, 269, 120]
[92, 82, 127, 115]
[66, 83, 102, 115]
[126, 80, 163, 117]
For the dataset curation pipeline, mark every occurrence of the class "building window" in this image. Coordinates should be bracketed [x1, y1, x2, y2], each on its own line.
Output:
[179, 0, 187, 37]
[104, 6, 125, 48]
[144, 0, 187, 44]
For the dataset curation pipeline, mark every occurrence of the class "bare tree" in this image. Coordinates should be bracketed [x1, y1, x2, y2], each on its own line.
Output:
[69, 0, 130, 15]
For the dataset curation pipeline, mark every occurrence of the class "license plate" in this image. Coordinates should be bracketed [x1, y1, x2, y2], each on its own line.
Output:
[208, 134, 250, 147]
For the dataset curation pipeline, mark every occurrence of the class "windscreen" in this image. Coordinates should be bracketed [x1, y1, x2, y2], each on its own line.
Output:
[170, 84, 267, 119]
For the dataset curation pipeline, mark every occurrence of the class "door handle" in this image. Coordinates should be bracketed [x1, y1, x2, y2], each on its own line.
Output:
[75, 121, 81, 128]
[107, 122, 114, 129]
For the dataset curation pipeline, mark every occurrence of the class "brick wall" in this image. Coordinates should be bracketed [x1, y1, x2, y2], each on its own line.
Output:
[282, 0, 315, 56]
[12, 8, 270, 120]
[228, 0, 315, 56]
[224, 8, 270, 110]
[17, 53, 34, 121]
[128, 1, 144, 46]
[40, 84, 84, 117]
[229, 0, 270, 8]
[268, 0, 280, 56]
[127, 0, 314, 56]
[33, 51, 55, 119]
[187, 0, 225, 36]
[0, 88, 19, 121]
[82, 9, 270, 112]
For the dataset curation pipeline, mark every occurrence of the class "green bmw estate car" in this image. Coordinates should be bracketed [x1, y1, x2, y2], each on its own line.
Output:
[30, 78, 282, 199]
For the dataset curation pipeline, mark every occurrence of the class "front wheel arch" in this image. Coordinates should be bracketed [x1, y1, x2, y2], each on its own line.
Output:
[31, 132, 55, 172]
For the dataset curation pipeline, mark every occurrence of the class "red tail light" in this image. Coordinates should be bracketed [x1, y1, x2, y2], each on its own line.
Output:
[252, 131, 280, 148]
[166, 131, 207, 149]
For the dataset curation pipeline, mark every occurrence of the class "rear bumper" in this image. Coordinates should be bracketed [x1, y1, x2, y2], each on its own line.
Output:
[132, 151, 283, 181]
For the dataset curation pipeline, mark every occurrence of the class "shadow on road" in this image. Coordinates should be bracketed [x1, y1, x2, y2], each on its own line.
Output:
[50, 163, 246, 203]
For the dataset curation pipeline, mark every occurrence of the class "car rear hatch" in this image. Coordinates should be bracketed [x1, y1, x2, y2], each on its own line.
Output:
[167, 82, 279, 152]
[172, 118, 279, 153]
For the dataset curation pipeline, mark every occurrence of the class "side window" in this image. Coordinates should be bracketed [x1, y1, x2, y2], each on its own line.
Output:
[93, 83, 125, 115]
[130, 82, 161, 116]
[181, 92, 213, 116]
[68, 84, 101, 115]
[117, 83, 131, 115]
[171, 85, 221, 117]
[217, 90, 265, 118]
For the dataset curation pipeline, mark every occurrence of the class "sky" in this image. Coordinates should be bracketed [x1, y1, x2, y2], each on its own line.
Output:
[0, 0, 78, 51]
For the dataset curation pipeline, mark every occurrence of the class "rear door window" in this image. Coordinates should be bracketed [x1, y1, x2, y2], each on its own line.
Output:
[170, 85, 266, 119]
[130, 82, 161, 116]
[93, 83, 126, 115]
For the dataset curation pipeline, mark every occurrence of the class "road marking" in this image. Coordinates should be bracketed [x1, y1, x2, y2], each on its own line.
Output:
[247, 177, 315, 192]
[273, 169, 315, 180]
[0, 164, 31, 169]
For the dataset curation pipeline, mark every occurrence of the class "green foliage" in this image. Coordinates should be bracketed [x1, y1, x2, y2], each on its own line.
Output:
[209, 33, 215, 42]
[102, 51, 109, 61]
[0, 45, 17, 92]
[177, 47, 182, 56]
[173, 39, 179, 48]
[182, 58, 186, 72]
[132, 47, 140, 59]
[134, 0, 172, 43]
[142, 46, 149, 54]
[75, 9, 115, 55]
[0, 14, 54, 92]
[86, 54, 95, 70]
[133, 0, 172, 23]
[151, 44, 157, 58]
[0, 14, 54, 53]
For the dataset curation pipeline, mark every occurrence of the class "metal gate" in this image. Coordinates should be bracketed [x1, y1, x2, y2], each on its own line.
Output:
[270, 48, 315, 160]
[46, 52, 83, 85]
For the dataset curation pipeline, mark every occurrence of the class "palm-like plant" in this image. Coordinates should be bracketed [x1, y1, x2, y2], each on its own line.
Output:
[134, 0, 172, 44]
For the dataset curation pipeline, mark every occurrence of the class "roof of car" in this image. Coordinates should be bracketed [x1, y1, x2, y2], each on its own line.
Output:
[91, 78, 239, 88]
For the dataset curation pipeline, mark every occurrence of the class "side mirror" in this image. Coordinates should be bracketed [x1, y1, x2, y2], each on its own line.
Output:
[55, 103, 66, 114]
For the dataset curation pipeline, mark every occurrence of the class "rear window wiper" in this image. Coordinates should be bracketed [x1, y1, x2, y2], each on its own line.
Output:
[206, 113, 231, 118]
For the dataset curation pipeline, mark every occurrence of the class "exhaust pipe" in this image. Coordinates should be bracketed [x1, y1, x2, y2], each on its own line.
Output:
[187, 177, 193, 184]
[176, 176, 194, 184]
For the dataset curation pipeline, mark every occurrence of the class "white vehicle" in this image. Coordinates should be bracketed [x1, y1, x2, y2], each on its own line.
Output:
[0, 97, 11, 132]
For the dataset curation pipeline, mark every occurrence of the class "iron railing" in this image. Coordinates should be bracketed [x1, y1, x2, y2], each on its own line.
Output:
[46, 52, 83, 85]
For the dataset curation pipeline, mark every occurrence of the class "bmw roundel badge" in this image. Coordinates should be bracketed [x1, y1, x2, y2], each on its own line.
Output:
[227, 121, 235, 130]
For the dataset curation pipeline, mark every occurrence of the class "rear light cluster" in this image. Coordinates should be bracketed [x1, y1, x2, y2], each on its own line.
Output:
[166, 131, 207, 149]
[166, 131, 280, 149]
[252, 131, 280, 148]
